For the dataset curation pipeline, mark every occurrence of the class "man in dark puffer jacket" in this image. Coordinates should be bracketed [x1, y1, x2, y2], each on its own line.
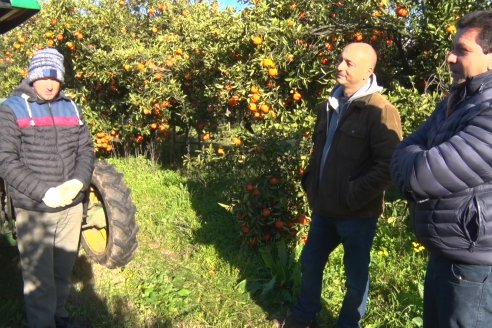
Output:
[391, 10, 492, 328]
[0, 48, 94, 328]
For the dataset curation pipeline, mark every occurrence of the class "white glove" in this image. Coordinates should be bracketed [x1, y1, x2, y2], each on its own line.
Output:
[57, 179, 84, 206]
[42, 187, 64, 208]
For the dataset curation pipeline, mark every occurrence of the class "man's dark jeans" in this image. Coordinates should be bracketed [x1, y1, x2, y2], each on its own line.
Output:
[424, 254, 492, 328]
[290, 215, 377, 328]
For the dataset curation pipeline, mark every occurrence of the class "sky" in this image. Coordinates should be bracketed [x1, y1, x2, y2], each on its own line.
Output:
[218, 0, 249, 11]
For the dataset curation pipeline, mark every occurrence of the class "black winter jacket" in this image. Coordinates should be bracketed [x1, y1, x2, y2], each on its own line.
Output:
[303, 92, 402, 219]
[391, 71, 492, 265]
[0, 79, 94, 212]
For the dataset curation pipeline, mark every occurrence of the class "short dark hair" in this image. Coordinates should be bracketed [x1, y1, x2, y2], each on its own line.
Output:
[457, 10, 492, 53]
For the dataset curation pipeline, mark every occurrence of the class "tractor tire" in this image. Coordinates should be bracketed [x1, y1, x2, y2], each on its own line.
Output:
[81, 160, 138, 268]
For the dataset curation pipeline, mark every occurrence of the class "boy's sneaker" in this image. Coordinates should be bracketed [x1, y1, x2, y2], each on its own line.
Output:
[54, 316, 92, 328]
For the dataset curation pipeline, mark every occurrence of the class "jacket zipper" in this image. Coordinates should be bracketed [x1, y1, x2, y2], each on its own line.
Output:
[49, 102, 67, 180]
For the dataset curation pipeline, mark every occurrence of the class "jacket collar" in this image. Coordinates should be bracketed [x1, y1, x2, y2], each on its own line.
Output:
[465, 70, 492, 94]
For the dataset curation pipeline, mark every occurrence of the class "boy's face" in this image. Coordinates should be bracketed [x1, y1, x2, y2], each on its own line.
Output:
[32, 78, 61, 101]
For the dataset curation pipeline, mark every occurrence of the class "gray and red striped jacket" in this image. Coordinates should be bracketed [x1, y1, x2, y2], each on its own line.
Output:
[0, 79, 94, 212]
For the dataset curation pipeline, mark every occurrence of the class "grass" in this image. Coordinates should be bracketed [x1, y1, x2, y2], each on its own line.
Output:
[0, 156, 427, 327]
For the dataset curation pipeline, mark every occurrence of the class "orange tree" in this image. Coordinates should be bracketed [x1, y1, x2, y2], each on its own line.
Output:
[1, 0, 491, 247]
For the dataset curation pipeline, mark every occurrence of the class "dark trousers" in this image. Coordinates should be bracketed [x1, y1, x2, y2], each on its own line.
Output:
[291, 215, 377, 328]
[424, 254, 492, 328]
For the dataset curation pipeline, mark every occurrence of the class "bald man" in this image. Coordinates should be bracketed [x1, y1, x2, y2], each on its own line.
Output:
[276, 43, 402, 328]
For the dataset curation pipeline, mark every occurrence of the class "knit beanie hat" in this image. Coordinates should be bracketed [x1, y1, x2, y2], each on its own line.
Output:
[27, 48, 65, 84]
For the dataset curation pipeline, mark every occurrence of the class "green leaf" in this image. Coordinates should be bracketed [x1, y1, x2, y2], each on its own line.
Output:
[177, 288, 191, 297]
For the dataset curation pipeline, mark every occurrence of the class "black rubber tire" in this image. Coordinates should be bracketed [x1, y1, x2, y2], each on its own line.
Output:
[81, 160, 138, 268]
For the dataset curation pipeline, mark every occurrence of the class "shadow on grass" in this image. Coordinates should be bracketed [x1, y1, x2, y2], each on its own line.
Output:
[0, 233, 24, 328]
[0, 232, 149, 328]
[186, 178, 337, 327]
[72, 254, 173, 327]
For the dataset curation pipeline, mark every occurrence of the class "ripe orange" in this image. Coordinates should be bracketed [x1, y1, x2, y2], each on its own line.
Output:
[66, 41, 75, 51]
[154, 73, 162, 81]
[232, 137, 242, 146]
[274, 220, 285, 229]
[150, 122, 158, 130]
[292, 91, 302, 101]
[250, 85, 260, 94]
[241, 225, 250, 234]
[262, 232, 271, 242]
[228, 94, 240, 106]
[50, 18, 57, 26]
[395, 5, 409, 18]
[325, 42, 334, 51]
[56, 33, 64, 41]
[45, 32, 53, 39]
[260, 103, 270, 114]
[217, 148, 225, 156]
[96, 131, 106, 138]
[251, 35, 262, 46]
[245, 182, 254, 193]
[74, 31, 84, 41]
[248, 103, 258, 112]
[298, 215, 311, 224]
[261, 208, 271, 218]
[353, 32, 363, 42]
[268, 176, 280, 186]
[159, 123, 169, 132]
[268, 68, 278, 78]
[251, 93, 261, 103]
[136, 62, 145, 71]
[262, 58, 275, 68]
[202, 132, 211, 142]
[446, 24, 457, 34]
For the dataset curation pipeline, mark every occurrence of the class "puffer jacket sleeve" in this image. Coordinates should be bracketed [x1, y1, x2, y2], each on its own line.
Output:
[0, 104, 50, 201]
[71, 108, 95, 189]
[392, 101, 492, 200]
